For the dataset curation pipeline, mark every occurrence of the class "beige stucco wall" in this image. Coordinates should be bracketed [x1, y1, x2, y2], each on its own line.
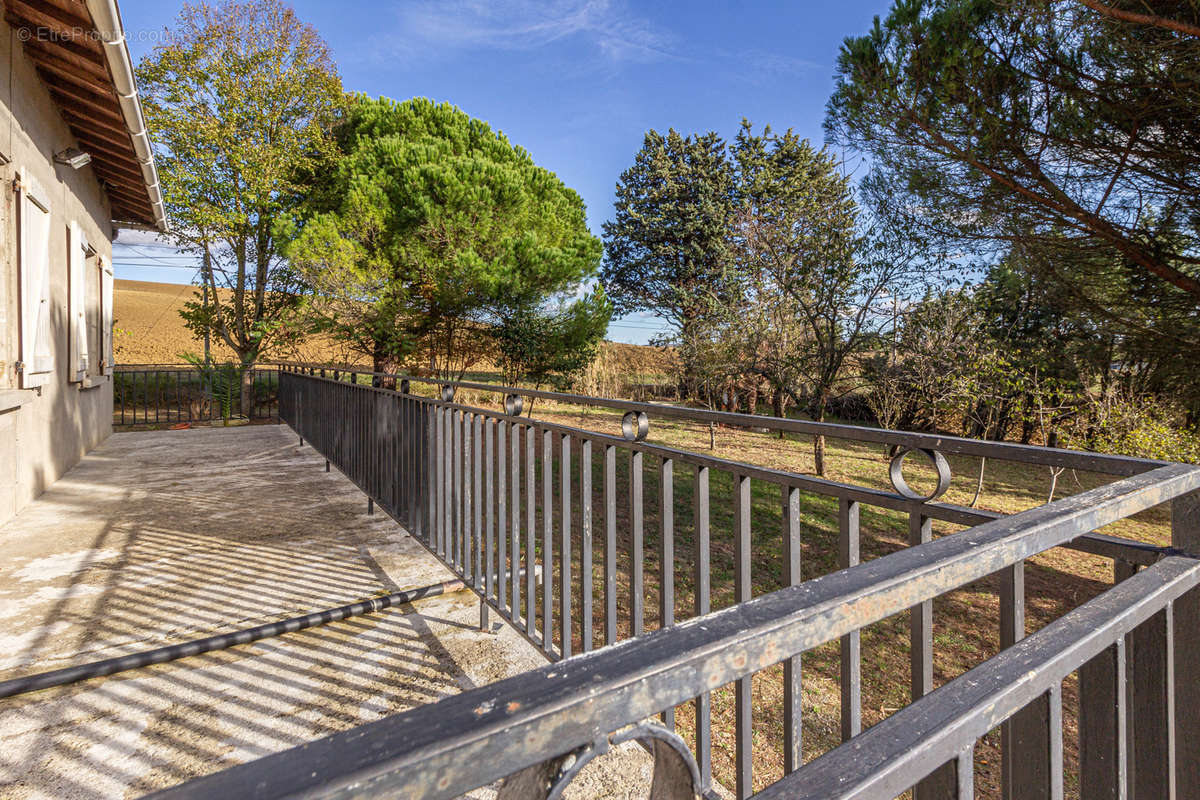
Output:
[0, 23, 118, 526]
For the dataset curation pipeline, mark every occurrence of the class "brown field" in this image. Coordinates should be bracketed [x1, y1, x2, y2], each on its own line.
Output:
[114, 279, 215, 364]
[114, 279, 677, 379]
[114, 279, 357, 365]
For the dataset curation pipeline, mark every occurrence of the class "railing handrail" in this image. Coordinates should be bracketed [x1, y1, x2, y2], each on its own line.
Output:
[145, 461, 1200, 800]
[272, 361, 1165, 477]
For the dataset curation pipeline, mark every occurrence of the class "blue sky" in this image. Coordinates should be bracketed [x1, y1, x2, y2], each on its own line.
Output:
[113, 0, 894, 344]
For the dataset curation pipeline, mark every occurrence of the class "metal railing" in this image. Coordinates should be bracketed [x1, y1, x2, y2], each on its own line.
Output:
[113, 364, 280, 427]
[157, 363, 1200, 799]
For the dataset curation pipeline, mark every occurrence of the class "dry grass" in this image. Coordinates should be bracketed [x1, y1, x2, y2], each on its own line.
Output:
[456, 396, 1167, 798]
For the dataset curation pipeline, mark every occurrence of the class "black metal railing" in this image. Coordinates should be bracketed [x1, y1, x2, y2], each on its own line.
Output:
[157, 363, 1200, 799]
[112, 364, 280, 427]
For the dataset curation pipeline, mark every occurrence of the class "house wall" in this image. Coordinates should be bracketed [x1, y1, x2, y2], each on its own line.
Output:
[0, 23, 117, 526]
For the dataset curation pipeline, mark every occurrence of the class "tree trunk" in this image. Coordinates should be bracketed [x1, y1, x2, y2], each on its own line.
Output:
[813, 395, 828, 476]
[745, 379, 759, 416]
[969, 457, 986, 507]
[240, 366, 254, 419]
[773, 386, 787, 439]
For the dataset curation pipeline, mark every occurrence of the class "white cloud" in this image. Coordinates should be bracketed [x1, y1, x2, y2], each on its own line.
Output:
[367, 0, 676, 66]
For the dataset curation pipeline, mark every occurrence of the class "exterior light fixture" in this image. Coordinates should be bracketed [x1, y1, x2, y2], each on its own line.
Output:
[54, 147, 92, 169]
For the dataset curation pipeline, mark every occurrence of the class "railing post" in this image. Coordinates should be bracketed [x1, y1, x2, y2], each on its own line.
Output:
[581, 439, 594, 653]
[1001, 559, 1055, 800]
[1080, 639, 1129, 799]
[542, 429, 554, 652]
[1172, 490, 1200, 800]
[694, 465, 712, 790]
[734, 473, 752, 799]
[559, 434, 571, 658]
[1128, 607, 1173, 799]
[604, 444, 617, 646]
[660, 456, 675, 730]
[912, 508, 957, 800]
[838, 497, 860, 745]
[783, 487, 803, 773]
[1079, 560, 1135, 799]
[909, 509, 933, 702]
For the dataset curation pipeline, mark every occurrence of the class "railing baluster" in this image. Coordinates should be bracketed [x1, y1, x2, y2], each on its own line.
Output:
[735, 472, 752, 799]
[581, 438, 594, 653]
[605, 443, 617, 646]
[695, 464, 712, 790]
[1049, 684, 1064, 800]
[474, 414, 483, 592]
[910, 509, 933, 702]
[631, 448, 644, 637]
[1129, 606, 1173, 798]
[1172, 492, 1199, 800]
[484, 418, 494, 623]
[436, 404, 446, 559]
[459, 409, 467, 571]
[497, 419, 508, 616]
[1080, 583, 1130, 799]
[560, 434, 572, 658]
[1000, 558, 1029, 800]
[426, 402, 436, 544]
[911, 509, 942, 800]
[839, 497, 860, 744]
[463, 412, 473, 585]
[452, 409, 461, 571]
[784, 486, 803, 771]
[957, 745, 975, 800]
[511, 419, 521, 623]
[543, 428, 554, 652]
[526, 425, 536, 639]
[660, 456, 675, 730]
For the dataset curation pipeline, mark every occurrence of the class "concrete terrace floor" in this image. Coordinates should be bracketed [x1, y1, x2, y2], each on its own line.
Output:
[0, 425, 649, 799]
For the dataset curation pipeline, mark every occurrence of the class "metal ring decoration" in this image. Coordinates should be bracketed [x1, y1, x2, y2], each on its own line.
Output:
[888, 447, 952, 502]
[399, 379, 410, 395]
[621, 410, 649, 442]
[498, 722, 701, 800]
[441, 385, 456, 403]
[504, 394, 524, 416]
[612, 723, 703, 799]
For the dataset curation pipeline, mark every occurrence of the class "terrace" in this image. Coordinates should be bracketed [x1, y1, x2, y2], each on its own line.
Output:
[2, 363, 1198, 799]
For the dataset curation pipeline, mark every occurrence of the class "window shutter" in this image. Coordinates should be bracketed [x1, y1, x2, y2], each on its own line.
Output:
[69, 221, 88, 382]
[18, 170, 53, 389]
[100, 256, 113, 376]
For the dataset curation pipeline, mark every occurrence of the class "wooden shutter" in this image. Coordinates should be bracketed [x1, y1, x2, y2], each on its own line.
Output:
[68, 221, 89, 382]
[100, 256, 113, 375]
[18, 169, 53, 388]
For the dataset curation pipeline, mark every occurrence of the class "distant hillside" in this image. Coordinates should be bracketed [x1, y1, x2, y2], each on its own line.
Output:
[114, 279, 218, 364]
[114, 279, 674, 380]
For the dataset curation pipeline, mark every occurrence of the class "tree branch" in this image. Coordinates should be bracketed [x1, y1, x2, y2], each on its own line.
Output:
[1077, 0, 1200, 38]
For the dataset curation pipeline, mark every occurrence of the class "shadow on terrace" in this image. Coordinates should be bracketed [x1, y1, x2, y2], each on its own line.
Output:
[0, 426, 553, 798]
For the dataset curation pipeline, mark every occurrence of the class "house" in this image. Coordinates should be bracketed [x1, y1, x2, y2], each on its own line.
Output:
[0, 0, 164, 525]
